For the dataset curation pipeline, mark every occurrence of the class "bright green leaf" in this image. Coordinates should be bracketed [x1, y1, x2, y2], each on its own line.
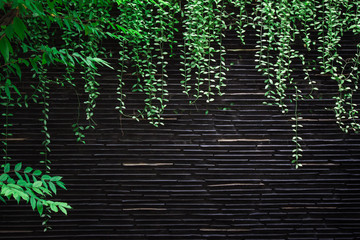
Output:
[49, 181, 56, 194]
[33, 170, 42, 176]
[30, 197, 36, 210]
[14, 162, 22, 172]
[4, 163, 10, 173]
[37, 201, 43, 215]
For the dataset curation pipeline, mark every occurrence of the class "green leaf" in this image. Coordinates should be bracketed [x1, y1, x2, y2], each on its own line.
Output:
[12, 17, 27, 40]
[33, 187, 43, 195]
[13, 193, 21, 203]
[59, 206, 68, 215]
[50, 203, 58, 212]
[84, 25, 90, 35]
[50, 176, 62, 181]
[4, 163, 10, 173]
[33, 170, 42, 176]
[49, 181, 56, 194]
[8, 177, 15, 184]
[11, 63, 22, 80]
[17, 179, 27, 186]
[14, 162, 22, 172]
[37, 201, 43, 215]
[24, 173, 30, 183]
[0, 196, 6, 204]
[30, 197, 36, 210]
[33, 181, 42, 188]
[41, 179, 48, 190]
[41, 175, 51, 180]
[0, 36, 11, 62]
[24, 167, 33, 173]
[11, 82, 21, 96]
[15, 172, 23, 180]
[90, 57, 114, 69]
[56, 181, 66, 190]
[20, 192, 29, 202]
[0, 173, 9, 182]
[8, 183, 22, 190]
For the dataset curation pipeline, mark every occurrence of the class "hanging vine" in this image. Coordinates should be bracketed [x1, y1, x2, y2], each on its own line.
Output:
[180, 0, 228, 103]
[2, 0, 360, 222]
[247, 0, 360, 167]
[227, 0, 251, 44]
[115, 0, 179, 126]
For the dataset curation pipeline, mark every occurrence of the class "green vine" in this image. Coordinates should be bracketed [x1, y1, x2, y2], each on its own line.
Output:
[249, 0, 360, 167]
[116, 0, 179, 126]
[2, 0, 360, 223]
[180, 0, 228, 103]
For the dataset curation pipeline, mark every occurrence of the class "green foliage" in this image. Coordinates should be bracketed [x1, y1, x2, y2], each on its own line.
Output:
[180, 0, 228, 103]
[250, 0, 360, 168]
[0, 0, 117, 226]
[1, 0, 360, 225]
[315, 0, 360, 133]
[115, 0, 179, 126]
[0, 162, 71, 215]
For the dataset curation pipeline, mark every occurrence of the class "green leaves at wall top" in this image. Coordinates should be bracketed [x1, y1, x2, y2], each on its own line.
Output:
[1, 0, 360, 226]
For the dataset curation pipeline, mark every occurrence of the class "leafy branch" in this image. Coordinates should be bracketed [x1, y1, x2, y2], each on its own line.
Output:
[0, 162, 71, 215]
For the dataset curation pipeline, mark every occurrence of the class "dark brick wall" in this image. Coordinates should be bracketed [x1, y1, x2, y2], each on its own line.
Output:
[1, 29, 360, 239]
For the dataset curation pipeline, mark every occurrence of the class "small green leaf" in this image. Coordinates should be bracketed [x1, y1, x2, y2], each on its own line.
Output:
[14, 162, 22, 172]
[4, 80, 11, 98]
[20, 192, 29, 201]
[15, 172, 23, 180]
[12, 83, 21, 96]
[4, 163, 10, 173]
[24, 167, 33, 173]
[33, 181, 42, 188]
[50, 176, 62, 181]
[37, 201, 43, 215]
[30, 197, 36, 210]
[49, 181, 56, 194]
[24, 173, 30, 183]
[17, 179, 27, 186]
[56, 181, 66, 190]
[12, 17, 27, 40]
[0, 173, 9, 181]
[41, 175, 51, 180]
[59, 206, 68, 215]
[50, 203, 58, 212]
[33, 170, 42, 176]
[11, 63, 22, 80]
[0, 36, 11, 62]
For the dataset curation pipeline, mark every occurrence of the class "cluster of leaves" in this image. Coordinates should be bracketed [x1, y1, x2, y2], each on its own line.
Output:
[180, 0, 229, 103]
[227, 0, 251, 44]
[0, 162, 70, 215]
[248, 0, 360, 168]
[316, 0, 360, 133]
[0, 0, 116, 223]
[115, 0, 180, 126]
[2, 0, 360, 225]
[252, 0, 315, 168]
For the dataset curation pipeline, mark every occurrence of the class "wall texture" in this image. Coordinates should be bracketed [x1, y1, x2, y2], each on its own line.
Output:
[1, 28, 360, 239]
